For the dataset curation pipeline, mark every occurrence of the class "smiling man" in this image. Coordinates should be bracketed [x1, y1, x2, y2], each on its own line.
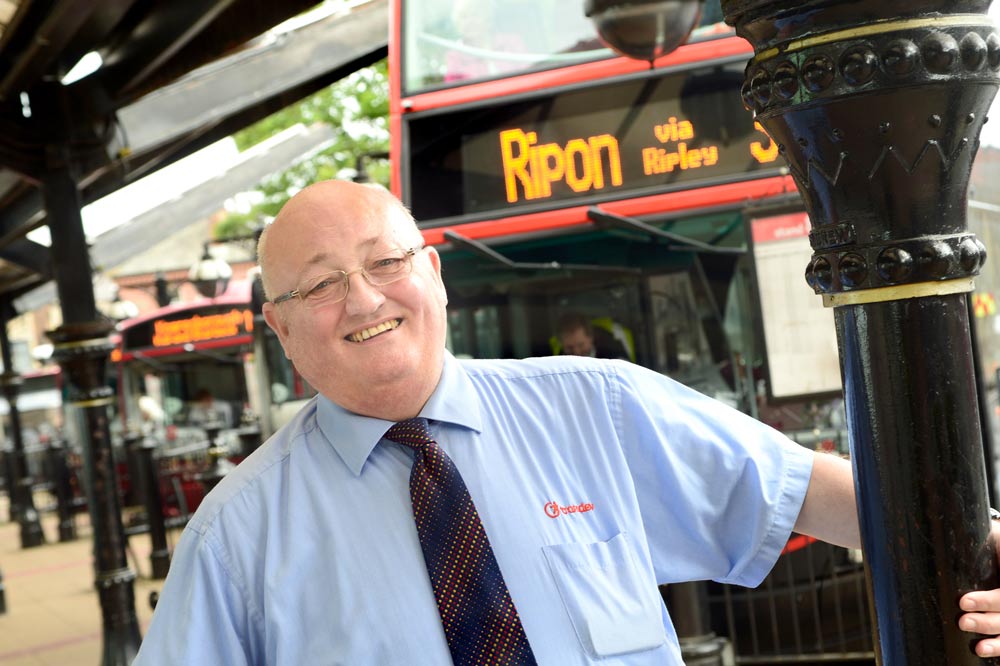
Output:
[258, 181, 448, 423]
[134, 180, 1000, 665]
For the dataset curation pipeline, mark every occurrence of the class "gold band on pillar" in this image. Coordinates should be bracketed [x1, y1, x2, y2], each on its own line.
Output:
[52, 337, 113, 352]
[70, 397, 115, 408]
[754, 15, 993, 63]
[822, 277, 975, 308]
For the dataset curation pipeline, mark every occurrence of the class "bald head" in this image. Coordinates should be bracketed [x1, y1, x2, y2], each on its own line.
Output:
[257, 181, 422, 301]
[257, 179, 448, 420]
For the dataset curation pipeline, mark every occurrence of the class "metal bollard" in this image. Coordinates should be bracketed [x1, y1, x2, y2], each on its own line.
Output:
[664, 582, 728, 666]
[137, 435, 170, 579]
[196, 446, 235, 494]
[0, 566, 6, 615]
[48, 439, 78, 542]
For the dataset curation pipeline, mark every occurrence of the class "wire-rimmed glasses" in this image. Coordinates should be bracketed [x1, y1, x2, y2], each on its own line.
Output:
[270, 247, 422, 308]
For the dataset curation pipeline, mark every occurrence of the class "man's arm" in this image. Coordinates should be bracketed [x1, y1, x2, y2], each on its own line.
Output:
[793, 451, 860, 549]
[796, 450, 1000, 656]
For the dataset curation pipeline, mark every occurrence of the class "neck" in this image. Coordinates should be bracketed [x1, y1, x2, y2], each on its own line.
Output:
[337, 367, 442, 422]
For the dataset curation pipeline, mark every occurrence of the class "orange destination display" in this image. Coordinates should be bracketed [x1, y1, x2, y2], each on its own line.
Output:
[121, 306, 255, 352]
[404, 60, 783, 225]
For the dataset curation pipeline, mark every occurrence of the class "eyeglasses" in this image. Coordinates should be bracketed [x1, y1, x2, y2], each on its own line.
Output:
[271, 247, 423, 308]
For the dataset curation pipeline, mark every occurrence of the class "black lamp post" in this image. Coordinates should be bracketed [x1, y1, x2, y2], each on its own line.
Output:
[0, 304, 44, 549]
[590, 0, 1000, 662]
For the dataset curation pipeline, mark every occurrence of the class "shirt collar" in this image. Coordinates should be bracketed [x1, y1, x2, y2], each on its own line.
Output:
[315, 350, 483, 476]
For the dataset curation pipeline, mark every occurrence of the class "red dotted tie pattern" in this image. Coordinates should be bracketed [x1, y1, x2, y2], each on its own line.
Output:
[384, 418, 536, 666]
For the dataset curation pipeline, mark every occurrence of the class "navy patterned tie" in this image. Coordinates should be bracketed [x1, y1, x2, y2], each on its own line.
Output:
[384, 418, 536, 666]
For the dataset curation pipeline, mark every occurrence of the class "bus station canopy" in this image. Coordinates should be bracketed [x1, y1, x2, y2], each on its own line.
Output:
[0, 0, 387, 302]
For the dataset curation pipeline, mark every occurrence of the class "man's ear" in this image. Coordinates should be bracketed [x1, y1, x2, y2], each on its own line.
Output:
[425, 246, 448, 306]
[262, 302, 292, 359]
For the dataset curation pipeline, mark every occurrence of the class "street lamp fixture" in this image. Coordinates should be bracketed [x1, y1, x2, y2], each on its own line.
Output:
[188, 242, 233, 299]
[584, 0, 704, 62]
[105, 291, 139, 322]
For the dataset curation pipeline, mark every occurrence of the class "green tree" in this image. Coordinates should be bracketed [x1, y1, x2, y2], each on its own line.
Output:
[215, 59, 389, 240]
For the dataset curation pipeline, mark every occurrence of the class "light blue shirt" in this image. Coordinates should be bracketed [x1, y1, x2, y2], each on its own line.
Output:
[134, 353, 813, 665]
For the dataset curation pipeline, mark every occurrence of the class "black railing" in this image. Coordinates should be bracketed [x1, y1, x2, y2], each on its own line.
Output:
[710, 540, 874, 664]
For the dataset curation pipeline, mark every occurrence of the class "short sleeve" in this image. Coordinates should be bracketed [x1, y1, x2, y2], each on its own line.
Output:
[609, 361, 814, 587]
[132, 527, 258, 665]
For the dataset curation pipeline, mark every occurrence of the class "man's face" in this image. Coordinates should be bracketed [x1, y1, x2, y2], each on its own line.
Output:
[561, 327, 595, 357]
[261, 182, 448, 418]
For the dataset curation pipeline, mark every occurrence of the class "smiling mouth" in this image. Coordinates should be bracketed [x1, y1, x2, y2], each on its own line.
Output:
[346, 318, 401, 343]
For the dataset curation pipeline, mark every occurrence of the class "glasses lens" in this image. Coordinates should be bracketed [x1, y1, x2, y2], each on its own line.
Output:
[365, 250, 413, 285]
[301, 272, 348, 306]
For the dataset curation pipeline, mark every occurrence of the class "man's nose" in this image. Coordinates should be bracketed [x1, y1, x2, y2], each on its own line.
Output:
[343, 270, 385, 316]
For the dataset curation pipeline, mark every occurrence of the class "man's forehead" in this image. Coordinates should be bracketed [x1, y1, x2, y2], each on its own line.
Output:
[276, 215, 413, 274]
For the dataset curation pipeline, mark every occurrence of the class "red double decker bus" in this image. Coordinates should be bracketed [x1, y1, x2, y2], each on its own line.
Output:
[389, 1, 875, 661]
[390, 2, 846, 437]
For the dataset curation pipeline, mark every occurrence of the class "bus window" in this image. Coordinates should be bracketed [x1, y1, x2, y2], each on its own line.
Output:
[403, 0, 610, 93]
[447, 305, 504, 359]
[403, 0, 730, 94]
[262, 327, 316, 404]
[648, 270, 733, 401]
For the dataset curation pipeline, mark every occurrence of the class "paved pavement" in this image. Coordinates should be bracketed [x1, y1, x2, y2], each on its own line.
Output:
[0, 496, 171, 665]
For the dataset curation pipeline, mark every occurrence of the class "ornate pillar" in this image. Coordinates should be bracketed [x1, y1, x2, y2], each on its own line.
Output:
[44, 159, 141, 663]
[721, 1, 1000, 662]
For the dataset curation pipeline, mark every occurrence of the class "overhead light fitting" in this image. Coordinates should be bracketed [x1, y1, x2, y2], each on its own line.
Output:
[61, 51, 104, 85]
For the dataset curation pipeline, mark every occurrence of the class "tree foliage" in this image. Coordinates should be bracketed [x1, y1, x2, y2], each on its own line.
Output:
[215, 59, 390, 240]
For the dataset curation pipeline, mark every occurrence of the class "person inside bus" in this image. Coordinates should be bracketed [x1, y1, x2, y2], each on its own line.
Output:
[555, 311, 632, 361]
[186, 388, 234, 429]
[134, 180, 1000, 665]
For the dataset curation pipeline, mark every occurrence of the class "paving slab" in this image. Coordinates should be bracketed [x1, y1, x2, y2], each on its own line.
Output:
[0, 495, 172, 664]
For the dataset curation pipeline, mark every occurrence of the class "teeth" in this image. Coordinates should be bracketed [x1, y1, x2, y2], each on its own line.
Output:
[348, 319, 400, 342]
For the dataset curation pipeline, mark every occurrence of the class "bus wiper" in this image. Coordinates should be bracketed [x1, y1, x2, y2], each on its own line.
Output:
[133, 351, 171, 371]
[182, 344, 242, 364]
[588, 207, 746, 255]
[442, 230, 641, 275]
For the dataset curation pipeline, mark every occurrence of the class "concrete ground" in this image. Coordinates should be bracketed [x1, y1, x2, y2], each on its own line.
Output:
[0, 496, 173, 665]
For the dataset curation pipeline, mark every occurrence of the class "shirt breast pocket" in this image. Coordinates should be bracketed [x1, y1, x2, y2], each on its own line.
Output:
[541, 532, 666, 659]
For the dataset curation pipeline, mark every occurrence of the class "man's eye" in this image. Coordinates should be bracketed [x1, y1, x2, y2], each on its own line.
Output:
[374, 257, 402, 269]
[306, 278, 339, 298]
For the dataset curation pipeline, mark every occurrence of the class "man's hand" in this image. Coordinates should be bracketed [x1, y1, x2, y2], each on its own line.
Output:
[959, 521, 1000, 657]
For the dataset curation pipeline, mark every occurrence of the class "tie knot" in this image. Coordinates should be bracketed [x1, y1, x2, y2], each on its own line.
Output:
[384, 417, 434, 450]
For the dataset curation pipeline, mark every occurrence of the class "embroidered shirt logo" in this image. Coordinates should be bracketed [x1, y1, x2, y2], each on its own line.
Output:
[544, 500, 595, 519]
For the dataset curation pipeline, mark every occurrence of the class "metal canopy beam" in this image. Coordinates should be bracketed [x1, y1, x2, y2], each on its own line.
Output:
[0, 0, 99, 102]
[116, 1, 388, 154]
[98, 0, 320, 104]
[0, 188, 43, 244]
[0, 237, 51, 277]
[0, 0, 388, 268]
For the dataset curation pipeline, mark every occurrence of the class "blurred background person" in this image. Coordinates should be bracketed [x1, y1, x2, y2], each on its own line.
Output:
[187, 388, 234, 428]
[554, 311, 633, 361]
